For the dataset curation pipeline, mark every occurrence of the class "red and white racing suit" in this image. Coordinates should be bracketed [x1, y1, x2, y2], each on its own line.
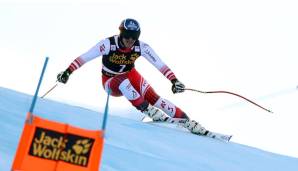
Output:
[67, 35, 187, 118]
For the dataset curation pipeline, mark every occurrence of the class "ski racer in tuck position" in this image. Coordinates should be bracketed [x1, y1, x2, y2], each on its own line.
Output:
[57, 18, 209, 136]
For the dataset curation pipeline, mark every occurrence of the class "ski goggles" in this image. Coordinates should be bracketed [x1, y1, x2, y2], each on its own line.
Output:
[120, 30, 140, 40]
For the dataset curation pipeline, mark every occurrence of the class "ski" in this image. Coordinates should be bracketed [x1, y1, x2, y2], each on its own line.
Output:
[205, 131, 232, 142]
[143, 116, 232, 142]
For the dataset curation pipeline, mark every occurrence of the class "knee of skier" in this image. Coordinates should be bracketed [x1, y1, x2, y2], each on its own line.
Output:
[119, 79, 141, 100]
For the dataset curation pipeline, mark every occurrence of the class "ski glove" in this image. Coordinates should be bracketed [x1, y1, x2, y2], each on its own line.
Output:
[57, 69, 72, 84]
[171, 79, 185, 94]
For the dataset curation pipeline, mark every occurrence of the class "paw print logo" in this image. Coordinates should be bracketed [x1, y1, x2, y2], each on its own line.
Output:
[72, 139, 92, 155]
[130, 56, 136, 61]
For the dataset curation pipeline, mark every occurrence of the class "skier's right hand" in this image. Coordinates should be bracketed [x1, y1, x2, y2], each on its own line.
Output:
[57, 69, 71, 84]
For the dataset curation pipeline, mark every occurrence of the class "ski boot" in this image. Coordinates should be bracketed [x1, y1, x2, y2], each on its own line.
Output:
[183, 120, 209, 135]
[143, 104, 168, 121]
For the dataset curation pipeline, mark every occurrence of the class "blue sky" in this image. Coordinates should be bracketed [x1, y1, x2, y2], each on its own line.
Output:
[1, 0, 298, 157]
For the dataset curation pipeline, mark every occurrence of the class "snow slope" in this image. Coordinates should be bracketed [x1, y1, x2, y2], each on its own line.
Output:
[1, 87, 298, 171]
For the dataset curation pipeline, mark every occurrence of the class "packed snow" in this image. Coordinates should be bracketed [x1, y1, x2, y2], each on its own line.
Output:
[1, 87, 298, 171]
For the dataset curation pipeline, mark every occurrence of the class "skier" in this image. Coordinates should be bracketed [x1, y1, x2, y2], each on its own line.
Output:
[57, 18, 208, 136]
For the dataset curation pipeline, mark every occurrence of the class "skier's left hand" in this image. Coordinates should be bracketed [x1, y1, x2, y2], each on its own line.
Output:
[171, 79, 185, 94]
[57, 69, 71, 84]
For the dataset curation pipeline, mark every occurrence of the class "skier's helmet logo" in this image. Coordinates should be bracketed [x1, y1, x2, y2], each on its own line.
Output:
[119, 18, 141, 40]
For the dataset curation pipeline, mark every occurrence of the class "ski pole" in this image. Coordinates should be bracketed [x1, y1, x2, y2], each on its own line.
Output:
[41, 82, 58, 98]
[28, 57, 49, 124]
[184, 88, 273, 113]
